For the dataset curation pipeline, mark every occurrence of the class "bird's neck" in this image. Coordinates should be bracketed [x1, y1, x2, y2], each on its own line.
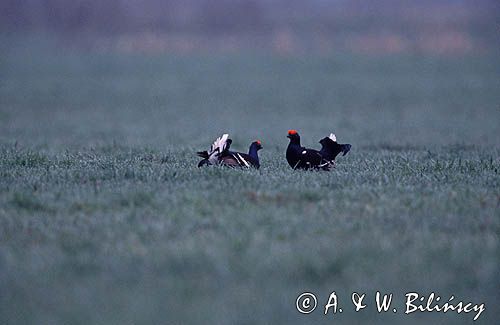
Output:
[248, 145, 259, 161]
[289, 138, 301, 146]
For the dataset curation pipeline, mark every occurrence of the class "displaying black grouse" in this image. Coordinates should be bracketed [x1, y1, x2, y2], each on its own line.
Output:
[286, 130, 330, 170]
[319, 133, 352, 168]
[197, 134, 262, 168]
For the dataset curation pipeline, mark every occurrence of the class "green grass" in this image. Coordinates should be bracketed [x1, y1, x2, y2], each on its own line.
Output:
[0, 41, 499, 324]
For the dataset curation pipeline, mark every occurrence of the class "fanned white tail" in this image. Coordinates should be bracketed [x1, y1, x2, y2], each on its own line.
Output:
[208, 133, 229, 164]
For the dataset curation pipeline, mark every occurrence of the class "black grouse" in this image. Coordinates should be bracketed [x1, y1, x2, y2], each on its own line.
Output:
[197, 134, 262, 168]
[286, 130, 330, 170]
[319, 133, 352, 168]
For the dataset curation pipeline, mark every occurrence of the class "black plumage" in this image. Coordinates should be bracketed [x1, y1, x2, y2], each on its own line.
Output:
[197, 134, 262, 168]
[319, 133, 351, 168]
[221, 140, 262, 169]
[286, 130, 330, 170]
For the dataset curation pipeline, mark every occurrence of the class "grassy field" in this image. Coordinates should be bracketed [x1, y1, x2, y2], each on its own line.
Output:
[1, 39, 499, 324]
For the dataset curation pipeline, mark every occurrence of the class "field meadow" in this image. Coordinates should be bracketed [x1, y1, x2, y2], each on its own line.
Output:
[1, 37, 499, 324]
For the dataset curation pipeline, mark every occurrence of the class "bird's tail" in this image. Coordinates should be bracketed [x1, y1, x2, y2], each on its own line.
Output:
[341, 144, 352, 156]
[197, 133, 230, 166]
[198, 159, 210, 167]
[197, 151, 209, 159]
[210, 134, 230, 155]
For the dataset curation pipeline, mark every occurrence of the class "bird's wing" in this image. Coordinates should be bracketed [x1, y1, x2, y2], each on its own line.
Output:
[220, 155, 241, 167]
[299, 149, 324, 165]
[196, 151, 209, 159]
[233, 152, 259, 167]
[221, 151, 251, 167]
[233, 152, 250, 167]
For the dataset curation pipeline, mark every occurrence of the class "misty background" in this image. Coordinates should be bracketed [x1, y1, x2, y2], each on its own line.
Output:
[2, 0, 499, 55]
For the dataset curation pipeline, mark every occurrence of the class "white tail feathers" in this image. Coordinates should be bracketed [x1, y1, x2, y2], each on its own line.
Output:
[208, 133, 229, 164]
[329, 133, 337, 142]
[211, 134, 229, 152]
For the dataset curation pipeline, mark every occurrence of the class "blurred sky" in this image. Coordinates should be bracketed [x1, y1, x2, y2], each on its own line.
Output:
[1, 0, 499, 55]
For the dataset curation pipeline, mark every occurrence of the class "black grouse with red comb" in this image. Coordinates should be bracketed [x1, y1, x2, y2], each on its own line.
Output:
[197, 134, 262, 168]
[286, 130, 330, 170]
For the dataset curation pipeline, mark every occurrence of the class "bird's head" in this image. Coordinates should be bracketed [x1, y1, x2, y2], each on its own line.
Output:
[252, 140, 263, 151]
[287, 129, 299, 140]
